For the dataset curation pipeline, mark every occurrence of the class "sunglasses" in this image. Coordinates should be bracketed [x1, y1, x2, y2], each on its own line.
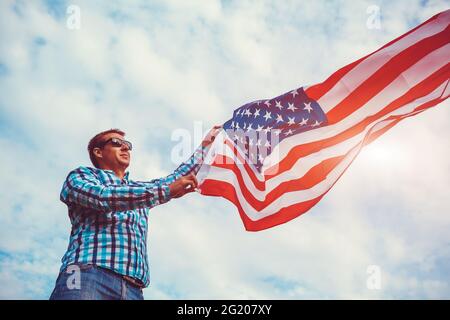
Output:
[98, 137, 133, 151]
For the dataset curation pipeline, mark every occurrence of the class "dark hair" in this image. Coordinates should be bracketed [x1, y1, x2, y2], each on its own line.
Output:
[88, 128, 125, 168]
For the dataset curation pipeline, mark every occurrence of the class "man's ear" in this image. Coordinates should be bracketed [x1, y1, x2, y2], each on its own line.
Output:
[93, 148, 103, 160]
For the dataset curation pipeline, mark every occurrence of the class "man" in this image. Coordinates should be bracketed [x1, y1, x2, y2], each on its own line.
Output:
[50, 126, 221, 300]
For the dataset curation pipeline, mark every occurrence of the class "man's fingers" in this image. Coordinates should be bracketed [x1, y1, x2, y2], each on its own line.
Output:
[184, 174, 198, 188]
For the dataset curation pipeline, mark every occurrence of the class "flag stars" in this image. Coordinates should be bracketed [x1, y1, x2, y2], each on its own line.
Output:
[244, 109, 252, 117]
[290, 89, 299, 98]
[312, 120, 322, 127]
[284, 129, 294, 136]
[264, 100, 271, 107]
[275, 101, 283, 110]
[263, 111, 272, 121]
[256, 125, 264, 132]
[287, 116, 296, 125]
[287, 103, 298, 112]
[299, 118, 308, 126]
[264, 126, 273, 133]
[253, 108, 260, 118]
[276, 114, 284, 123]
[303, 102, 313, 113]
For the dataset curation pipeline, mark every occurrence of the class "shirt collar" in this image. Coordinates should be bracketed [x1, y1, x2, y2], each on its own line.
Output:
[99, 168, 130, 183]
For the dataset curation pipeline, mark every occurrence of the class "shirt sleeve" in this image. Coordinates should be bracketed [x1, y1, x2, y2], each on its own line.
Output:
[133, 144, 211, 203]
[160, 144, 209, 184]
[60, 166, 170, 212]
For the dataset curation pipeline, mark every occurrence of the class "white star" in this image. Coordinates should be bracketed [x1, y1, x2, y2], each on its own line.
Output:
[264, 100, 271, 107]
[287, 116, 296, 125]
[312, 120, 321, 127]
[256, 139, 262, 147]
[264, 140, 271, 148]
[245, 109, 252, 117]
[275, 101, 283, 110]
[263, 111, 272, 121]
[276, 114, 284, 123]
[273, 129, 281, 136]
[249, 138, 254, 146]
[299, 118, 308, 126]
[256, 125, 264, 132]
[284, 129, 294, 136]
[230, 121, 235, 128]
[303, 102, 313, 113]
[287, 103, 298, 112]
[242, 122, 247, 130]
[290, 89, 299, 98]
[235, 122, 240, 129]
[253, 108, 260, 118]
[246, 123, 253, 132]
[264, 126, 272, 133]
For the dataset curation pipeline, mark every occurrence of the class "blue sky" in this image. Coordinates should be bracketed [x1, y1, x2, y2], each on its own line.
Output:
[0, 0, 449, 299]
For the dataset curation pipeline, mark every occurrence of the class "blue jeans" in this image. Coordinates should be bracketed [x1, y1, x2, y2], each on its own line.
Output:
[49, 264, 144, 300]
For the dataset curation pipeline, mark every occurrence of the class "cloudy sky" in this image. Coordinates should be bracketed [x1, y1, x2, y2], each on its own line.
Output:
[0, 0, 449, 299]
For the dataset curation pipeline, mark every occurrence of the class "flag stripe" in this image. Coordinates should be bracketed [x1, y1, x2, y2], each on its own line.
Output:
[325, 27, 449, 123]
[316, 13, 450, 111]
[265, 59, 450, 177]
[306, 10, 448, 102]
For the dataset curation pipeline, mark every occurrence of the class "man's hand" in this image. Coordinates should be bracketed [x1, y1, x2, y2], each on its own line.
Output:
[201, 125, 222, 148]
[168, 174, 199, 199]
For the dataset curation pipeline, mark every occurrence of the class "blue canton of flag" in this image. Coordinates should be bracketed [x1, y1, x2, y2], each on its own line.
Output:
[222, 87, 328, 172]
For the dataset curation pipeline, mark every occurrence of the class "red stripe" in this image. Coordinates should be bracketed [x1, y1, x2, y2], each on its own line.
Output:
[210, 155, 345, 211]
[305, 58, 364, 101]
[305, 10, 444, 101]
[200, 179, 325, 231]
[326, 25, 450, 124]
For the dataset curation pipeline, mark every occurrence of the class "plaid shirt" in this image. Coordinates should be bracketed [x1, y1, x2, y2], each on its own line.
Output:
[59, 145, 208, 287]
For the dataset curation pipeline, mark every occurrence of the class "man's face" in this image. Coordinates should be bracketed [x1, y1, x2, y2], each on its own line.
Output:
[94, 133, 131, 170]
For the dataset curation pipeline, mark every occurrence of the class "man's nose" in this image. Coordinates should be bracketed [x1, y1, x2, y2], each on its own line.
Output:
[121, 143, 130, 151]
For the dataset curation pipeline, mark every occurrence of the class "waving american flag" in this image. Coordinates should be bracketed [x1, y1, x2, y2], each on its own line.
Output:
[197, 10, 450, 231]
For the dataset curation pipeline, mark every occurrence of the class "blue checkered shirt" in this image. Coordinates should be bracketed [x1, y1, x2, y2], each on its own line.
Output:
[59, 145, 208, 287]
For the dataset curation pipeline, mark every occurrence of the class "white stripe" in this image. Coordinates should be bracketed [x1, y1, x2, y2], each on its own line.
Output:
[318, 10, 450, 112]
[265, 44, 450, 171]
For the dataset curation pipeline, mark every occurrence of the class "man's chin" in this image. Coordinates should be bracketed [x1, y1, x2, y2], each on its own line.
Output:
[118, 159, 130, 167]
